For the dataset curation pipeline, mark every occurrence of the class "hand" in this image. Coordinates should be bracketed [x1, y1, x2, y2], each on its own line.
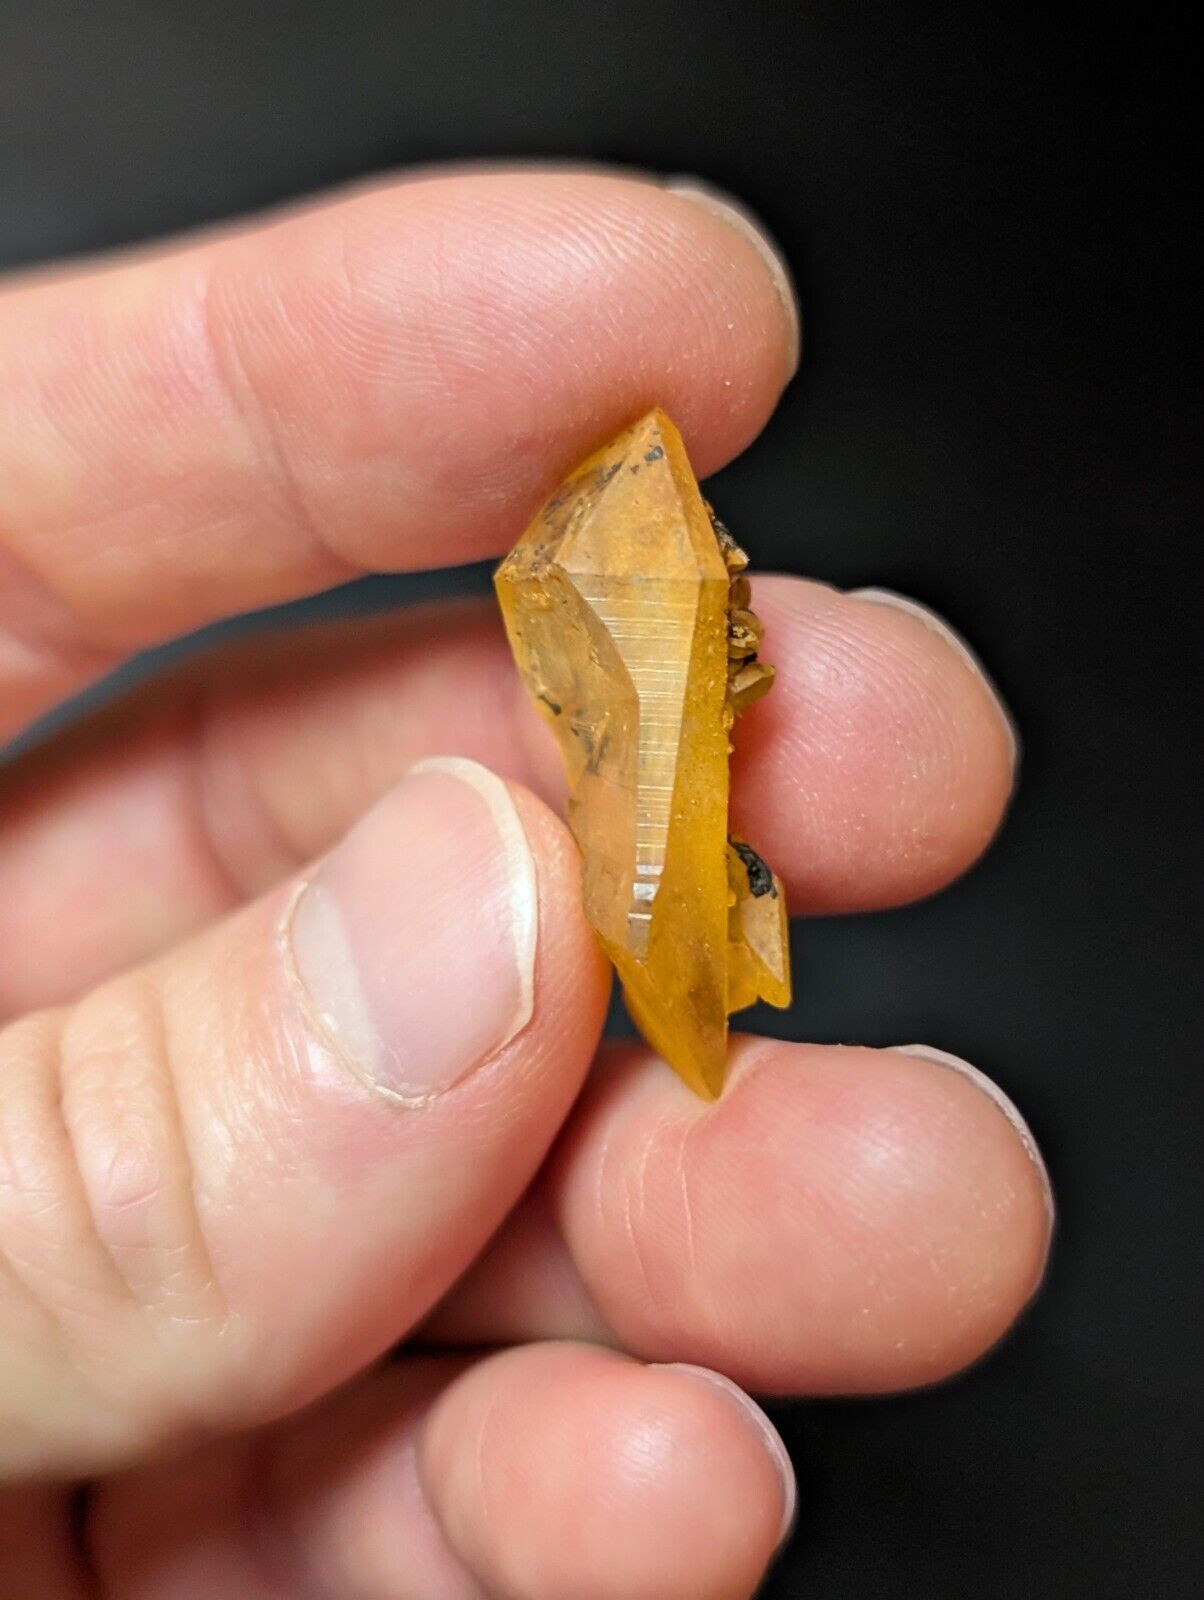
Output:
[0, 170, 1050, 1599]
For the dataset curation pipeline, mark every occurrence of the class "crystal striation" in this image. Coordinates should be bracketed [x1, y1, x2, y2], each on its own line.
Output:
[495, 409, 790, 1098]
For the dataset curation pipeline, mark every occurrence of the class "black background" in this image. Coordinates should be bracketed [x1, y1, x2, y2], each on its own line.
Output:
[0, 2, 1198, 1595]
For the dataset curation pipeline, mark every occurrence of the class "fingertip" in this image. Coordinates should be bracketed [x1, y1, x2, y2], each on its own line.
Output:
[234, 168, 797, 562]
[421, 1343, 792, 1599]
[541, 1036, 1051, 1395]
[649, 1362, 797, 1547]
[734, 576, 1017, 911]
[724, 1039, 1054, 1387]
[848, 587, 1018, 768]
[213, 765, 609, 1353]
[663, 178, 800, 379]
[887, 1043, 1053, 1239]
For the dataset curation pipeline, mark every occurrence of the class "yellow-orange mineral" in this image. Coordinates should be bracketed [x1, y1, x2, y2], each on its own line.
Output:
[495, 409, 790, 1098]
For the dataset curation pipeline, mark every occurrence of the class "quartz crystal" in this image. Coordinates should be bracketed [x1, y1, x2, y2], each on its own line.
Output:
[495, 410, 790, 1097]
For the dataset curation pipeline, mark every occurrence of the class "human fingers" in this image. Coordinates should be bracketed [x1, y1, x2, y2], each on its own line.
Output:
[0, 577, 1014, 1012]
[0, 168, 795, 737]
[0, 761, 607, 1478]
[87, 1345, 793, 1600]
[426, 1036, 1053, 1395]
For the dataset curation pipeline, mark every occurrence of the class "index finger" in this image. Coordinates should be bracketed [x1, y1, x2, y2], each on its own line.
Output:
[0, 169, 797, 739]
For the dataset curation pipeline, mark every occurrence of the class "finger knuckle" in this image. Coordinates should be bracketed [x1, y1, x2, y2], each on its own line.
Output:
[0, 975, 227, 1366]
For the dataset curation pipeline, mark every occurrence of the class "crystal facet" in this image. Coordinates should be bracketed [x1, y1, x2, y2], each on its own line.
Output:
[495, 409, 790, 1098]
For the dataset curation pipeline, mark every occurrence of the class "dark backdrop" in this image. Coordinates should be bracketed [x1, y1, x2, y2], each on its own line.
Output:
[1, 3, 1197, 1595]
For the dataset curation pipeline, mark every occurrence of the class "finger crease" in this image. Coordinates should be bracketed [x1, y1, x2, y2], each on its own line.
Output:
[188, 675, 305, 902]
[194, 262, 360, 588]
[136, 973, 231, 1327]
[0, 540, 116, 734]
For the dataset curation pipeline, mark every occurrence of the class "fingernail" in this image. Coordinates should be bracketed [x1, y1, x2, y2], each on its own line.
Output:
[664, 178, 800, 376]
[653, 1363, 797, 1547]
[849, 587, 1019, 765]
[285, 758, 537, 1104]
[887, 1045, 1055, 1228]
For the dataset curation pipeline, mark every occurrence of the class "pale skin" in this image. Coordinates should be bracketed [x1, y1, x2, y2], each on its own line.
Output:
[0, 171, 1051, 1598]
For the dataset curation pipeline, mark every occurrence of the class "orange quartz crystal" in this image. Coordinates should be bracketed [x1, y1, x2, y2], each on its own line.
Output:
[495, 409, 790, 1098]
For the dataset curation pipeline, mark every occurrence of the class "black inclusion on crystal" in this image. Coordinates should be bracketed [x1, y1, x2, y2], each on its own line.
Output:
[732, 839, 775, 897]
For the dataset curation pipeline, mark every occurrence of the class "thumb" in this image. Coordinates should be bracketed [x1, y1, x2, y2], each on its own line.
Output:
[0, 758, 608, 1479]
